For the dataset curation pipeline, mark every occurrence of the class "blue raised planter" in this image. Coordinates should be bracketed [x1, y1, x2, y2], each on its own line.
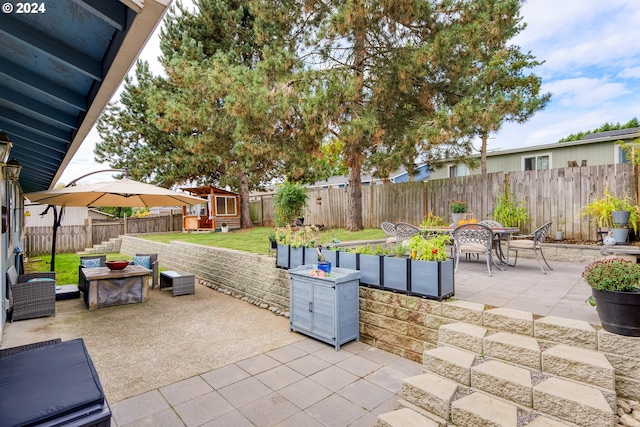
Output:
[409, 258, 454, 301]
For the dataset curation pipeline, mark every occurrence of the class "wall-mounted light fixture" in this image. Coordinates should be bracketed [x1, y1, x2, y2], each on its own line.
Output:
[5, 158, 22, 182]
[0, 132, 12, 164]
[0, 132, 21, 182]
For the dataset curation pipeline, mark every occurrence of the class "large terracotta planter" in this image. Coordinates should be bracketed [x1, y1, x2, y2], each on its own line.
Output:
[592, 287, 640, 337]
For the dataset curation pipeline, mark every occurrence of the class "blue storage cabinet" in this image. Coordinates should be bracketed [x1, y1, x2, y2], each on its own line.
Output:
[288, 265, 361, 350]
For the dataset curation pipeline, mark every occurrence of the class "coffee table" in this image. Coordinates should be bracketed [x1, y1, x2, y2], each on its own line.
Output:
[82, 265, 151, 309]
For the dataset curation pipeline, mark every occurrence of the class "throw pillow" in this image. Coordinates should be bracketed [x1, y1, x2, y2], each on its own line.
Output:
[80, 258, 101, 268]
[132, 255, 151, 269]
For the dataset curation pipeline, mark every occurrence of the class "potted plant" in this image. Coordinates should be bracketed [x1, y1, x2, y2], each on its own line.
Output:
[580, 188, 639, 244]
[407, 233, 454, 300]
[493, 192, 527, 228]
[220, 222, 229, 233]
[274, 181, 308, 227]
[449, 201, 468, 226]
[582, 257, 640, 336]
[268, 233, 277, 250]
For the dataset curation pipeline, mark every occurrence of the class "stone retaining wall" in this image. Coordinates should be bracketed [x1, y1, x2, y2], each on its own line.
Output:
[119, 235, 291, 310]
[120, 235, 639, 400]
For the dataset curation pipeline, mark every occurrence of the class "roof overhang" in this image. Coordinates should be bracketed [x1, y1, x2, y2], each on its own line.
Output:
[0, 0, 172, 192]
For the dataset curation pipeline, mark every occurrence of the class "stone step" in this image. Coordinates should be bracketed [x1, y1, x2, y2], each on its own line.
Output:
[525, 416, 577, 426]
[542, 344, 615, 391]
[451, 392, 518, 426]
[396, 399, 447, 427]
[438, 322, 487, 354]
[471, 360, 533, 407]
[423, 346, 475, 386]
[401, 372, 458, 420]
[484, 331, 542, 370]
[376, 407, 439, 427]
[533, 377, 615, 427]
[483, 307, 534, 336]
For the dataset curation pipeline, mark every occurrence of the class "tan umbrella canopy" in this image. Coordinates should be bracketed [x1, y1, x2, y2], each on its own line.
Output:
[25, 177, 206, 207]
[24, 176, 206, 271]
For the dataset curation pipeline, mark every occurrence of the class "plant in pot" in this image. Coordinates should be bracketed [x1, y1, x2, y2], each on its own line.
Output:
[579, 188, 639, 244]
[582, 257, 640, 336]
[493, 192, 527, 228]
[274, 181, 308, 227]
[406, 233, 454, 300]
[449, 201, 468, 226]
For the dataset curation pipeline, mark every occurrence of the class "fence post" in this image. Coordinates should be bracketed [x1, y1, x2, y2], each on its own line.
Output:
[86, 216, 93, 248]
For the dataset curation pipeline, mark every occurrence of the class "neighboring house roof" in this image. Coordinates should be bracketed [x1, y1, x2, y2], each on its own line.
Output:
[0, 0, 171, 193]
[307, 164, 430, 189]
[477, 127, 640, 159]
[181, 185, 239, 197]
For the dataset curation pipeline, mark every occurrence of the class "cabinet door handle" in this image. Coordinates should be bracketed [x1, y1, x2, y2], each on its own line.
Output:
[309, 301, 313, 312]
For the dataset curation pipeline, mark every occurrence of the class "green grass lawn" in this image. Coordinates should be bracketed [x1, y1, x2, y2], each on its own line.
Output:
[25, 253, 132, 285]
[141, 227, 385, 255]
[25, 227, 385, 283]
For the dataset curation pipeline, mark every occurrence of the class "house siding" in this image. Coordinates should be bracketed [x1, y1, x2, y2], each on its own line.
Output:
[430, 140, 622, 179]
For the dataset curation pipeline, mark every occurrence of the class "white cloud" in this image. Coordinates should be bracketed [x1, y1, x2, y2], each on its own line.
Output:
[618, 67, 640, 79]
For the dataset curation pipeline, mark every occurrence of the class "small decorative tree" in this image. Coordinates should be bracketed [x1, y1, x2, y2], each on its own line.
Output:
[274, 182, 308, 226]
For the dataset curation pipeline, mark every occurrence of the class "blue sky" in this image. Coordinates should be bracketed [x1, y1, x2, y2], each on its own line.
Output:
[60, 0, 640, 184]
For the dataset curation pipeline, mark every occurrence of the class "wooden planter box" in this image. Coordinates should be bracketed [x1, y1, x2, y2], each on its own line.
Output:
[409, 258, 455, 301]
[338, 251, 358, 270]
[277, 245, 321, 269]
[276, 244, 290, 268]
[382, 256, 409, 293]
[359, 254, 382, 287]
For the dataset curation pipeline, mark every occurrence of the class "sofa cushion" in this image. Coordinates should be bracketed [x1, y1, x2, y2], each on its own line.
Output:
[0, 338, 105, 427]
[81, 258, 102, 268]
[132, 255, 151, 269]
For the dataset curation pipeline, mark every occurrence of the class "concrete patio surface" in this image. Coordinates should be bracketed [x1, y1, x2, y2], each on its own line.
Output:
[0, 255, 600, 426]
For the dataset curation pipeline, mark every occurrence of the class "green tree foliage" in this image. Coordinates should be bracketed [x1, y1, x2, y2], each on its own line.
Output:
[95, 0, 550, 232]
[273, 181, 308, 226]
[558, 118, 640, 142]
[453, 0, 551, 176]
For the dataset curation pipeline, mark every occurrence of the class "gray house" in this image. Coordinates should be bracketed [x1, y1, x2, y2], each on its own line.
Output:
[429, 127, 640, 180]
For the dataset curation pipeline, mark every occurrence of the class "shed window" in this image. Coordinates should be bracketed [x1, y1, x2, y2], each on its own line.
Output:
[216, 196, 237, 216]
[522, 154, 550, 171]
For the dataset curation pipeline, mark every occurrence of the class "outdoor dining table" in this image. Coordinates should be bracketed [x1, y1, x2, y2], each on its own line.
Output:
[421, 226, 520, 268]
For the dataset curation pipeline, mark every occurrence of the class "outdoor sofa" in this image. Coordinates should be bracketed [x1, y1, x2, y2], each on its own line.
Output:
[5, 265, 56, 322]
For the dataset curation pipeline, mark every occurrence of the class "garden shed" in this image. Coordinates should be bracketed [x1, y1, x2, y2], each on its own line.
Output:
[181, 186, 241, 231]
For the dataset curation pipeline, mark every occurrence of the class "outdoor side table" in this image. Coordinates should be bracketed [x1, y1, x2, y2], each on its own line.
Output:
[160, 271, 195, 296]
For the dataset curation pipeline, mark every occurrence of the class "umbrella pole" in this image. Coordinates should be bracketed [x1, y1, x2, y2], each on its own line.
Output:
[49, 206, 63, 272]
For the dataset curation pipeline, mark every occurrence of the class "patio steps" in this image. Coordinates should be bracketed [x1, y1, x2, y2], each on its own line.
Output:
[80, 238, 122, 254]
[376, 320, 617, 427]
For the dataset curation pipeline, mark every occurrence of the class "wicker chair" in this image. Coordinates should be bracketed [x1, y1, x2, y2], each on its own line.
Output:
[78, 255, 106, 296]
[453, 223, 494, 276]
[508, 221, 553, 274]
[132, 253, 159, 289]
[6, 265, 56, 322]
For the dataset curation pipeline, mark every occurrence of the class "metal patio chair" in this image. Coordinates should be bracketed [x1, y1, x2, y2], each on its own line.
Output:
[453, 223, 494, 276]
[508, 221, 553, 274]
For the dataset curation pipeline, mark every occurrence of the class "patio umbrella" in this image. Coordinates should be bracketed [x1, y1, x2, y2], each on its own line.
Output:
[25, 177, 206, 207]
[24, 177, 205, 270]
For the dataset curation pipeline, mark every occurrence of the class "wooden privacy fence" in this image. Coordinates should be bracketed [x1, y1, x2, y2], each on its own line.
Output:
[25, 215, 183, 256]
[251, 163, 639, 241]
